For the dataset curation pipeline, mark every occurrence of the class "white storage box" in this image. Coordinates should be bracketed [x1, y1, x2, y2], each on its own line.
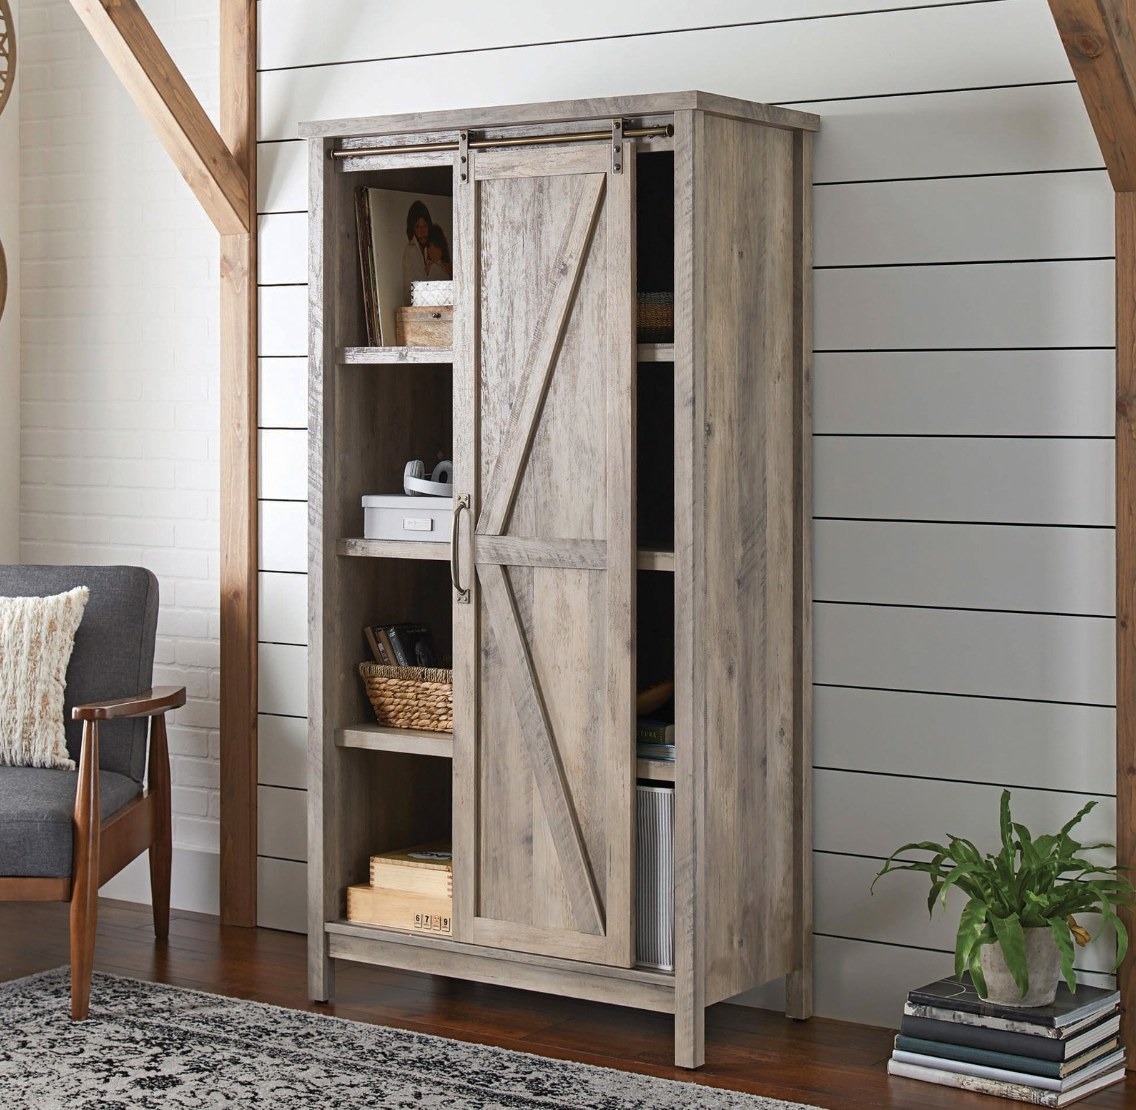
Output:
[410, 280, 454, 307]
[362, 495, 453, 541]
[636, 783, 674, 971]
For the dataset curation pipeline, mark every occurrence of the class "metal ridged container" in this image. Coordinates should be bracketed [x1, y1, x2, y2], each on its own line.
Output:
[636, 783, 674, 971]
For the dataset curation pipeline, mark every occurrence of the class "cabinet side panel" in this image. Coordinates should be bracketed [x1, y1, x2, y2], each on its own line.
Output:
[696, 116, 799, 1004]
[672, 108, 706, 1069]
[786, 129, 815, 1021]
[307, 136, 335, 1000]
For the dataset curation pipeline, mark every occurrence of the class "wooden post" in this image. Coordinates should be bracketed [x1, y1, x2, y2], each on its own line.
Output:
[219, 0, 258, 928]
[1047, 0, 1136, 1055]
[70, 0, 258, 925]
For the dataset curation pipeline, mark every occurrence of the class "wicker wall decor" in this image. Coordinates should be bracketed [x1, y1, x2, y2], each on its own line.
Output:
[0, 0, 13, 324]
[0, 0, 14, 120]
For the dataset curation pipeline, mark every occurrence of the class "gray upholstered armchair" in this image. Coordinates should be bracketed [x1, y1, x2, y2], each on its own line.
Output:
[0, 565, 185, 1019]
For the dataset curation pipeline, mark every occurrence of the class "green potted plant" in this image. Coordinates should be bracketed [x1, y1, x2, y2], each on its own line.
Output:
[872, 789, 1136, 1007]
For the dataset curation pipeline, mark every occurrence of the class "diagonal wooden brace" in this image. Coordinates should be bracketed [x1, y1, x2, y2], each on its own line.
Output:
[1047, 0, 1136, 190]
[69, 0, 250, 235]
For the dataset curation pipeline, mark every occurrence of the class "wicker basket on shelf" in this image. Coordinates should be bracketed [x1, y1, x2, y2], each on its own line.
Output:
[637, 291, 674, 342]
[358, 662, 453, 732]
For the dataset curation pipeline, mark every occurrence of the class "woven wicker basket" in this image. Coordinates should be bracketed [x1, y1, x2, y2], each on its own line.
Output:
[358, 662, 453, 732]
[637, 291, 674, 342]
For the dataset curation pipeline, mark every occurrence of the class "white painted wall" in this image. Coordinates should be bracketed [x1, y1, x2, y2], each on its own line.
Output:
[0, 0, 18, 563]
[18, 0, 221, 913]
[254, 0, 1119, 1027]
[12, 0, 1117, 1028]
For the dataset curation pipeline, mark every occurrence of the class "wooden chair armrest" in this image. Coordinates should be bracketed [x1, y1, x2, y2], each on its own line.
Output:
[72, 686, 187, 721]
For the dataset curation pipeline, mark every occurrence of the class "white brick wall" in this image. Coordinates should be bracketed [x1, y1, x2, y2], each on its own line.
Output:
[18, 0, 223, 875]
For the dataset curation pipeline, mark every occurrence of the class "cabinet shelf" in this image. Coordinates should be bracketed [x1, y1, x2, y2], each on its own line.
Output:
[637, 546, 675, 572]
[336, 724, 453, 758]
[637, 343, 674, 362]
[339, 536, 675, 571]
[336, 537, 450, 561]
[338, 346, 453, 365]
[338, 345, 666, 365]
[636, 758, 676, 783]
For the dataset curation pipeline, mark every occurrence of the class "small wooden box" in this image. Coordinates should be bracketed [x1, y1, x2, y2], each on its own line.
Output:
[395, 305, 453, 347]
[346, 884, 452, 936]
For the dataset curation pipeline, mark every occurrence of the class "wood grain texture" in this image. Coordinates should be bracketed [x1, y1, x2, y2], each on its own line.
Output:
[296, 91, 818, 141]
[475, 164, 606, 537]
[147, 711, 172, 940]
[306, 136, 335, 1001]
[477, 563, 605, 944]
[1115, 187, 1136, 1058]
[68, 0, 249, 235]
[307, 134, 458, 998]
[1048, 0, 1136, 190]
[474, 536, 607, 569]
[0, 877, 70, 900]
[336, 725, 454, 758]
[338, 347, 454, 364]
[326, 926, 675, 1013]
[72, 686, 186, 719]
[219, 0, 258, 930]
[460, 142, 635, 966]
[671, 107, 704, 1070]
[786, 128, 814, 1023]
[451, 150, 479, 948]
[692, 114, 799, 1009]
[336, 538, 450, 561]
[69, 721, 100, 1019]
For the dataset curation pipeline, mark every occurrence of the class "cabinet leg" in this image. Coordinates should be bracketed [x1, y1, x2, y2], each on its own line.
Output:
[786, 967, 814, 1020]
[308, 931, 334, 1002]
[674, 1004, 705, 1069]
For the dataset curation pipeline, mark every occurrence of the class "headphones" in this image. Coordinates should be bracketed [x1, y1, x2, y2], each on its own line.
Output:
[403, 459, 453, 497]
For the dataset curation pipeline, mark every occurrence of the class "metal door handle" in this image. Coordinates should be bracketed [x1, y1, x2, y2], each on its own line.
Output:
[451, 494, 470, 604]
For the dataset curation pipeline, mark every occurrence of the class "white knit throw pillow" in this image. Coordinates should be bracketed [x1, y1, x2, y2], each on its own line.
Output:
[0, 586, 89, 769]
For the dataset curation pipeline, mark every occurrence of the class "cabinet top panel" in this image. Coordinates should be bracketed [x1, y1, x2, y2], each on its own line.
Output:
[297, 90, 820, 140]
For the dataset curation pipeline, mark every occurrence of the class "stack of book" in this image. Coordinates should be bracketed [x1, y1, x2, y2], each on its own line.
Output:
[636, 718, 675, 762]
[364, 622, 438, 668]
[346, 840, 452, 937]
[889, 975, 1125, 1106]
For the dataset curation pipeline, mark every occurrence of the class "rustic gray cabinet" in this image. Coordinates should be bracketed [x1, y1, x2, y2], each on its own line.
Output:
[301, 91, 818, 1068]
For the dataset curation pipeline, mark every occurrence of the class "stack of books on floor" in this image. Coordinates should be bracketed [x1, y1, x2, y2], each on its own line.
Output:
[889, 975, 1125, 1106]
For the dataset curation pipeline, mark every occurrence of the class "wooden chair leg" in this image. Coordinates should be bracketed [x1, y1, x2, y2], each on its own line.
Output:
[149, 713, 172, 940]
[70, 720, 101, 1020]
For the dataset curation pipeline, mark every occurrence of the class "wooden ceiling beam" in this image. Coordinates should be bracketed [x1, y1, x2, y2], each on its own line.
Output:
[69, 0, 250, 235]
[1047, 0, 1136, 189]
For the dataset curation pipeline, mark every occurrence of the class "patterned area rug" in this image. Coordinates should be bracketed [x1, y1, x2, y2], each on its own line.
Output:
[0, 969, 823, 1109]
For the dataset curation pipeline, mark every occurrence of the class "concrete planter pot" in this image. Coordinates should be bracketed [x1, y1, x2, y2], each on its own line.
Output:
[979, 927, 1061, 1007]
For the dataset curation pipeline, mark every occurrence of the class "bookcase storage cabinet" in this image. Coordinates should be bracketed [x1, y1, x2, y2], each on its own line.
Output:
[301, 91, 818, 1069]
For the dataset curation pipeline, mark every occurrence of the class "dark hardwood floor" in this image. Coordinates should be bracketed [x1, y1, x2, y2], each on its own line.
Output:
[0, 899, 1130, 1109]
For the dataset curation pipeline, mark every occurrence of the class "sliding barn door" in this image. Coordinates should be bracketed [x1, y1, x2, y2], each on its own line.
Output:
[452, 140, 636, 966]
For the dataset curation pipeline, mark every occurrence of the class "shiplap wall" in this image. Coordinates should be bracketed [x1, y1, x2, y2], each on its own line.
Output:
[253, 0, 1118, 1027]
[0, 0, 18, 563]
